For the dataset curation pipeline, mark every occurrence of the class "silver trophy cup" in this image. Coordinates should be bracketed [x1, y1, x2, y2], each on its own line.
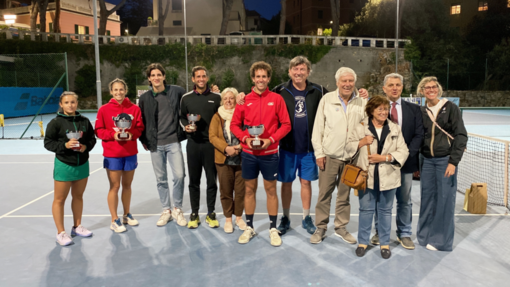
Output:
[247, 125, 265, 148]
[187, 114, 201, 132]
[113, 118, 132, 139]
[66, 131, 82, 151]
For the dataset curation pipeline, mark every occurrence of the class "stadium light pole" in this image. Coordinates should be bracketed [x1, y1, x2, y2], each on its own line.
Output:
[184, 0, 189, 91]
[92, 0, 102, 109]
[395, 0, 399, 73]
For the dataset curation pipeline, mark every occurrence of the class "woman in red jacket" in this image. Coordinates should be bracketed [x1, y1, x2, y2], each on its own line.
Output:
[95, 78, 144, 233]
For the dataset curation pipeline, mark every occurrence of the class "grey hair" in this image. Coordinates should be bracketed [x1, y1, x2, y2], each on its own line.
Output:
[109, 78, 128, 93]
[334, 67, 357, 82]
[383, 73, 404, 86]
[416, 76, 443, 99]
[289, 56, 312, 74]
[220, 87, 239, 106]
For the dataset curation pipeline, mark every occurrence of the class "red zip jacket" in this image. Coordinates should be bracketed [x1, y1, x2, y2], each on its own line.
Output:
[230, 87, 291, 156]
[95, 98, 144, 158]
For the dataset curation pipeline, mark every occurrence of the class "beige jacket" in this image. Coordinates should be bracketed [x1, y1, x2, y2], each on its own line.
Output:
[311, 89, 366, 160]
[346, 117, 409, 191]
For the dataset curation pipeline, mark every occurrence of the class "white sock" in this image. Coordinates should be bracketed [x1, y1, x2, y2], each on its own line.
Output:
[303, 209, 310, 219]
[283, 209, 290, 218]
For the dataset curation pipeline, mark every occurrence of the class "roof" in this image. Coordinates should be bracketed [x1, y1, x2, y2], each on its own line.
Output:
[245, 9, 260, 17]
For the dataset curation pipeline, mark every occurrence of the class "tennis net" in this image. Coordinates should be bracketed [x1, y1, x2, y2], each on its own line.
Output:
[457, 133, 510, 209]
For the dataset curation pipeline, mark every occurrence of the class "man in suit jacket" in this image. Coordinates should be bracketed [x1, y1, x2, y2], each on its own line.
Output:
[372, 73, 424, 250]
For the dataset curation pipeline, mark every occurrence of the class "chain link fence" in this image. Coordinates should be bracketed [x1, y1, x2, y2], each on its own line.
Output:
[0, 53, 68, 139]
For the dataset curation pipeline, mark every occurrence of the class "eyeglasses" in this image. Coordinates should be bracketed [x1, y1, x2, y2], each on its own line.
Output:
[423, 85, 438, 91]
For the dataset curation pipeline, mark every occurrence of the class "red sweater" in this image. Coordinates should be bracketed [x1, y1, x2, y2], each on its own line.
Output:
[231, 87, 291, 155]
[95, 98, 144, 158]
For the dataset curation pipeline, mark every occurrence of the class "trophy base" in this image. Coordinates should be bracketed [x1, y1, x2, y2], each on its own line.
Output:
[119, 132, 129, 139]
[189, 125, 196, 132]
[252, 140, 261, 148]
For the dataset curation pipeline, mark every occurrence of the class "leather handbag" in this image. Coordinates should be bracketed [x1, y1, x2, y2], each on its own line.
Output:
[340, 125, 371, 192]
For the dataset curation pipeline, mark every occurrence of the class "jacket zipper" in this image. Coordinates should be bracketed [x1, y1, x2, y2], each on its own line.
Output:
[72, 117, 80, 165]
[428, 106, 437, 157]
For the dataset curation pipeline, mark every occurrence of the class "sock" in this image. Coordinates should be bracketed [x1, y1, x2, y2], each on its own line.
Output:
[358, 244, 368, 249]
[283, 208, 290, 218]
[246, 214, 254, 228]
[269, 215, 277, 229]
[303, 209, 310, 219]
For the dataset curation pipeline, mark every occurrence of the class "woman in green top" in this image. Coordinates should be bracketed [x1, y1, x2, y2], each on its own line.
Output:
[44, 92, 96, 246]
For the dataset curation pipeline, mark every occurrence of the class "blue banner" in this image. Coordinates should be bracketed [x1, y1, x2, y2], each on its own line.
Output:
[0, 87, 64, 118]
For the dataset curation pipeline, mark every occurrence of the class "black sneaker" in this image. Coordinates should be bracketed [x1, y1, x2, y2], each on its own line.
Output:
[277, 215, 291, 235]
[381, 248, 391, 259]
[187, 213, 200, 229]
[356, 246, 367, 257]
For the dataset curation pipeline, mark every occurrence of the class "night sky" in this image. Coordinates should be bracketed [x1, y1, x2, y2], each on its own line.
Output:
[106, 0, 281, 20]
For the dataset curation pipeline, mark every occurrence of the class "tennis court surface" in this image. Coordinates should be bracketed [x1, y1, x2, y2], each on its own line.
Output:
[0, 110, 509, 286]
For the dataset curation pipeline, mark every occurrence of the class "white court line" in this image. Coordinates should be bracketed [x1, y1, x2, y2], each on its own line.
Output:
[3, 213, 508, 218]
[0, 167, 103, 220]
[0, 161, 153, 164]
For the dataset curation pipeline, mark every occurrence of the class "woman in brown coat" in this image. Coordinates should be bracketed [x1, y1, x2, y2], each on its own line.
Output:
[209, 88, 246, 233]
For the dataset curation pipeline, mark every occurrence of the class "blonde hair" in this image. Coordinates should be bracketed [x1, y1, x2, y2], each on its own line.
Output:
[220, 87, 239, 106]
[59, 91, 78, 102]
[416, 76, 443, 99]
[109, 78, 128, 93]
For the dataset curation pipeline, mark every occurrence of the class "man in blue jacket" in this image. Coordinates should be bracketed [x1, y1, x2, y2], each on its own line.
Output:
[372, 73, 424, 250]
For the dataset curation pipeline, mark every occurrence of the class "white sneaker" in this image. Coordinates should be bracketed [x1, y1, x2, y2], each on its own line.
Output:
[71, 225, 93, 237]
[157, 210, 173, 227]
[110, 218, 127, 233]
[122, 213, 139, 226]
[269, 228, 282, 247]
[173, 208, 187, 227]
[238, 226, 256, 244]
[56, 231, 73, 246]
[426, 244, 438, 251]
[235, 218, 247, 231]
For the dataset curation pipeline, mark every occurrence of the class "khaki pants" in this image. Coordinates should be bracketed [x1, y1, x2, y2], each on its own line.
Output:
[315, 156, 351, 231]
[216, 164, 245, 218]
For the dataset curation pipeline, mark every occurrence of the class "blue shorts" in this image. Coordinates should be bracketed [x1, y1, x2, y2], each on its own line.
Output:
[104, 154, 138, 171]
[277, 149, 318, 182]
[241, 151, 279, 181]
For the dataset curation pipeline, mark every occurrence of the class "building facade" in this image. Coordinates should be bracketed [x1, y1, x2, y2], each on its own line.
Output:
[144, 0, 246, 36]
[444, 0, 510, 31]
[0, 0, 121, 36]
[286, 0, 367, 35]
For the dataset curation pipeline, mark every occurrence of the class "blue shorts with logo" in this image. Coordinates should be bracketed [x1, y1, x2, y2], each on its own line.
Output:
[241, 151, 279, 181]
[277, 149, 318, 182]
[104, 154, 138, 171]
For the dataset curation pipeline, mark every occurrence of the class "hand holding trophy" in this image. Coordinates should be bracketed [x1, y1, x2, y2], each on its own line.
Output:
[247, 125, 265, 149]
[187, 114, 201, 132]
[112, 113, 133, 140]
[66, 131, 83, 151]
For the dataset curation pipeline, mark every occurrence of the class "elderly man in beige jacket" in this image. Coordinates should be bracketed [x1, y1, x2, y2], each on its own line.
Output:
[310, 67, 367, 244]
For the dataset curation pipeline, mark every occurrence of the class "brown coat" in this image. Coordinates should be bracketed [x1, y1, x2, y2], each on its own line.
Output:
[209, 113, 229, 164]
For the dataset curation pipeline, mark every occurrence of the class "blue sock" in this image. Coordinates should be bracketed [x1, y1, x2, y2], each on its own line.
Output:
[246, 214, 254, 228]
[269, 215, 277, 229]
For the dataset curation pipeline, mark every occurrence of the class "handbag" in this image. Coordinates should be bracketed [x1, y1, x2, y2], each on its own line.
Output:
[340, 124, 371, 192]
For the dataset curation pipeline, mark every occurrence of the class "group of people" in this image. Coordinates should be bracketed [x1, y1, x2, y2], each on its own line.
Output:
[44, 56, 467, 259]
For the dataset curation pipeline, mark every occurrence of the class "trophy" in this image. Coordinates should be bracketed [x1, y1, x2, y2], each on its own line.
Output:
[112, 113, 133, 139]
[247, 125, 265, 148]
[66, 131, 83, 151]
[187, 114, 201, 132]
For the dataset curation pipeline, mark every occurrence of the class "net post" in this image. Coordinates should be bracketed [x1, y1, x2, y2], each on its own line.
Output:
[504, 142, 509, 209]
[19, 72, 66, 139]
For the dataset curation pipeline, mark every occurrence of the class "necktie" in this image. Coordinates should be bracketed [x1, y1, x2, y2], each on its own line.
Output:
[391, 102, 398, 125]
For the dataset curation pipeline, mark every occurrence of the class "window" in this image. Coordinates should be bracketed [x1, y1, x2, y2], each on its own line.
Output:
[478, 1, 488, 11]
[451, 4, 461, 15]
[318, 10, 323, 19]
[172, 0, 182, 11]
[508, 0, 510, 8]
[106, 30, 111, 36]
[173, 20, 182, 26]
[254, 19, 258, 26]
[49, 22, 53, 32]
[74, 25, 88, 35]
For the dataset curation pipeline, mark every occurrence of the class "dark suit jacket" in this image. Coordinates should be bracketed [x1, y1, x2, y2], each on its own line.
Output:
[392, 100, 424, 174]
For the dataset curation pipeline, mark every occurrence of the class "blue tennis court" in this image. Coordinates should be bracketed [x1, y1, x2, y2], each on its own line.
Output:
[0, 109, 509, 286]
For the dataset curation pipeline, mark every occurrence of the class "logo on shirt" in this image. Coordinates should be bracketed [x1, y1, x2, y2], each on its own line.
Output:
[208, 100, 215, 103]
[247, 103, 253, 106]
[268, 102, 274, 106]
[295, 96, 306, 118]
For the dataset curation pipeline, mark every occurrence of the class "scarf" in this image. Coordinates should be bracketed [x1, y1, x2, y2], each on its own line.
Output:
[218, 105, 235, 142]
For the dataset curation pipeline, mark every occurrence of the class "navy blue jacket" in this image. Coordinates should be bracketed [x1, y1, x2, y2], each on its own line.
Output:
[397, 100, 424, 173]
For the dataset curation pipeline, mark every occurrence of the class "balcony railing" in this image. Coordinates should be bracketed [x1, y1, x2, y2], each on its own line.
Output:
[0, 30, 410, 48]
